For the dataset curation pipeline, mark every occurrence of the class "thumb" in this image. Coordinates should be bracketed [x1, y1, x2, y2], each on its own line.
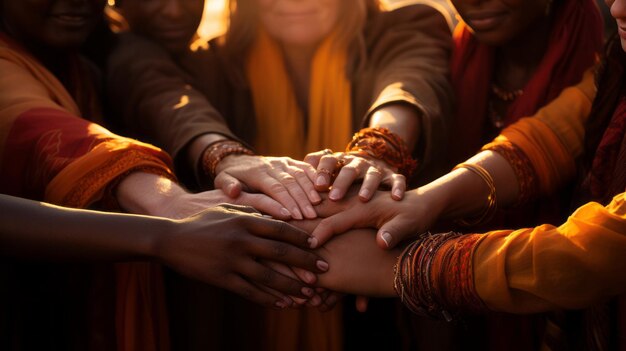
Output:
[310, 209, 363, 248]
[214, 172, 243, 198]
[376, 215, 415, 249]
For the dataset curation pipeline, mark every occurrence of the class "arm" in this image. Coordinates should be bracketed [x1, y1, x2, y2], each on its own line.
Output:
[313, 193, 626, 314]
[106, 33, 239, 182]
[107, 34, 320, 219]
[0, 194, 329, 308]
[311, 69, 596, 248]
[307, 4, 453, 201]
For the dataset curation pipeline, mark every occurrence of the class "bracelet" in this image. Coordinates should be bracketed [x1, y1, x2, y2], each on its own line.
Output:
[452, 163, 497, 227]
[201, 140, 254, 178]
[346, 127, 417, 177]
[481, 140, 538, 206]
[393, 232, 488, 321]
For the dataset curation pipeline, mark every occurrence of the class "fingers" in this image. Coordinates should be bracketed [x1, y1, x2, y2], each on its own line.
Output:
[247, 217, 313, 249]
[328, 160, 363, 201]
[261, 177, 304, 220]
[226, 275, 291, 309]
[261, 261, 316, 306]
[303, 149, 333, 169]
[314, 154, 343, 191]
[214, 172, 243, 198]
[249, 235, 328, 274]
[310, 209, 364, 248]
[358, 168, 384, 201]
[375, 215, 416, 250]
[290, 166, 322, 205]
[264, 170, 318, 219]
[240, 260, 316, 299]
[236, 193, 291, 220]
[355, 296, 369, 313]
[319, 292, 343, 312]
[389, 173, 407, 200]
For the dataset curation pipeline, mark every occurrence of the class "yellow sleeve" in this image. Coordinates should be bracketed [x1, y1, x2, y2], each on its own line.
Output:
[473, 192, 626, 313]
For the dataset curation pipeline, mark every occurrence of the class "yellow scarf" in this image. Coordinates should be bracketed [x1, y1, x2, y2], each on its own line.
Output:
[246, 29, 352, 159]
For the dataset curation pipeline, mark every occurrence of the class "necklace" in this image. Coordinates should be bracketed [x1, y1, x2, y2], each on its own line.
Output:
[491, 83, 524, 102]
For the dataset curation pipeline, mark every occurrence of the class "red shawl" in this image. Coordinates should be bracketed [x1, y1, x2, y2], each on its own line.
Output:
[449, 0, 603, 164]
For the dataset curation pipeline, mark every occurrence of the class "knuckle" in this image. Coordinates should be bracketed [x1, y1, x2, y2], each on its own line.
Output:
[341, 166, 359, 177]
[240, 286, 254, 300]
[268, 182, 287, 194]
[260, 268, 276, 285]
[272, 243, 289, 258]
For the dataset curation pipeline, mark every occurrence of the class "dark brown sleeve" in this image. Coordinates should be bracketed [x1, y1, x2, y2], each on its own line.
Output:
[106, 33, 239, 169]
[358, 4, 454, 181]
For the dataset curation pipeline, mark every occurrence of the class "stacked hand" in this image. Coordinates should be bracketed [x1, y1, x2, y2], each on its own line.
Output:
[304, 149, 407, 202]
[157, 204, 329, 309]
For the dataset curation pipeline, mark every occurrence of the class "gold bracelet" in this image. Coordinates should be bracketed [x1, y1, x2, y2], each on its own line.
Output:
[452, 163, 497, 227]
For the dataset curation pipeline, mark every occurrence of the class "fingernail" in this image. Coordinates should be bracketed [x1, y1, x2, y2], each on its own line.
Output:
[303, 271, 316, 284]
[308, 237, 318, 249]
[280, 208, 291, 217]
[310, 295, 322, 306]
[381, 231, 393, 248]
[304, 205, 317, 219]
[301, 287, 314, 297]
[359, 189, 370, 199]
[310, 190, 321, 203]
[329, 189, 340, 200]
[326, 294, 338, 306]
[316, 175, 327, 187]
[292, 208, 303, 220]
[393, 189, 402, 199]
[316, 260, 329, 272]
[275, 301, 286, 309]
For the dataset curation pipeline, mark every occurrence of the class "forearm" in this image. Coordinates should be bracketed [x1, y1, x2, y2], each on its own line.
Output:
[315, 229, 398, 297]
[0, 194, 170, 262]
[415, 150, 520, 222]
[368, 103, 421, 151]
[115, 172, 187, 217]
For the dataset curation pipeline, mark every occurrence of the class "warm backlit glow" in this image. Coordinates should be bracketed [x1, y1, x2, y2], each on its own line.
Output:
[198, 0, 229, 40]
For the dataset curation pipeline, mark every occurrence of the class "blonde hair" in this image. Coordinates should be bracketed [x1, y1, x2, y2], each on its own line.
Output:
[220, 0, 382, 75]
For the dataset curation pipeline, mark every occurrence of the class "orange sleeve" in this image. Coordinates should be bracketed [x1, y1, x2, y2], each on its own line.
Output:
[498, 68, 596, 195]
[473, 192, 626, 313]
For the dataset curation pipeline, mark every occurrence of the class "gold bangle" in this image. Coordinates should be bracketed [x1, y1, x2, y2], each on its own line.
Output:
[452, 163, 497, 227]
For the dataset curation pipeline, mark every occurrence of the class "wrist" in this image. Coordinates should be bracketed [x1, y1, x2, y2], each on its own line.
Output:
[346, 127, 417, 177]
[201, 140, 254, 178]
[116, 172, 187, 217]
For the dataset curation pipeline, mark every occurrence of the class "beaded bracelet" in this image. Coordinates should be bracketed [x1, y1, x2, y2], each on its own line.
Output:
[201, 140, 254, 178]
[452, 163, 497, 227]
[346, 127, 417, 177]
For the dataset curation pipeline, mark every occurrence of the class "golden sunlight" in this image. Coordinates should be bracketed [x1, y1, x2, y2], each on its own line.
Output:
[198, 0, 229, 40]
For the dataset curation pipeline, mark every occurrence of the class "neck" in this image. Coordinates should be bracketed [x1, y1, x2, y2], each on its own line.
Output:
[496, 15, 552, 72]
[493, 14, 553, 90]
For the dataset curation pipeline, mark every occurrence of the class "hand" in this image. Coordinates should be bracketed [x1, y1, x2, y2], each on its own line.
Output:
[155, 204, 329, 309]
[214, 155, 320, 220]
[311, 188, 442, 249]
[304, 150, 406, 202]
[314, 229, 398, 297]
[154, 189, 296, 220]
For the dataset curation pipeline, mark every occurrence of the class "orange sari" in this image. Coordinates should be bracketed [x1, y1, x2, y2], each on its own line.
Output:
[0, 33, 173, 350]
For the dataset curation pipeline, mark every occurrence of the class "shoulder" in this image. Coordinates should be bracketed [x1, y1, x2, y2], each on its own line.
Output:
[366, 1, 455, 36]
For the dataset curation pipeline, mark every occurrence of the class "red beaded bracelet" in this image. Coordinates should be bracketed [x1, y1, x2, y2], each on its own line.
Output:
[201, 140, 254, 178]
[346, 127, 417, 177]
